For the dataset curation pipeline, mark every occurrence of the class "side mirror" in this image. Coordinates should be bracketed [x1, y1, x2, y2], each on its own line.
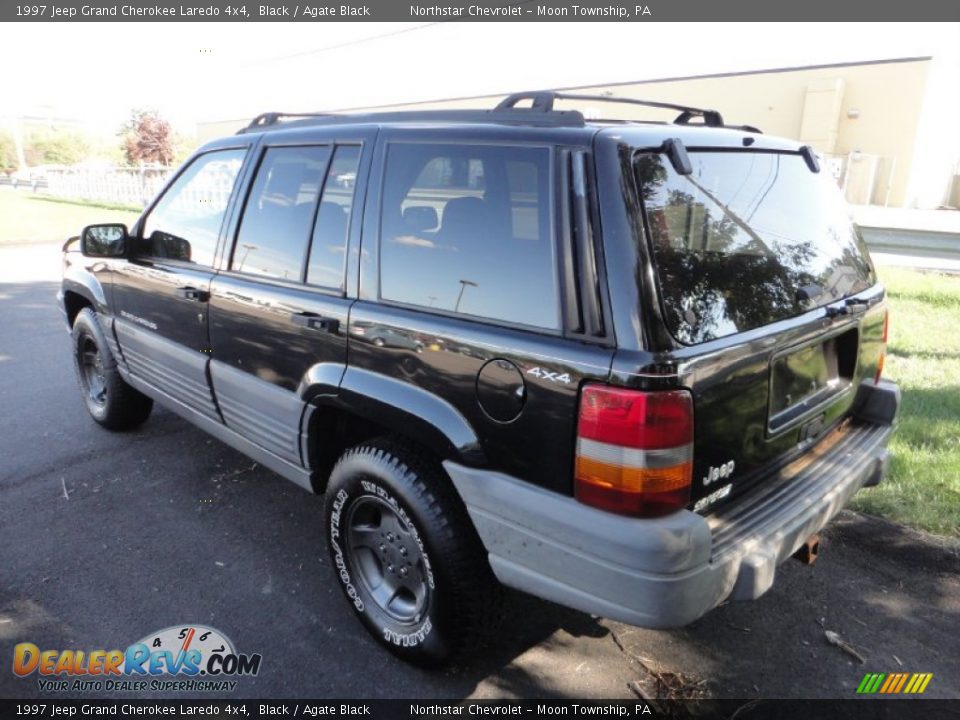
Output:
[81, 224, 128, 258]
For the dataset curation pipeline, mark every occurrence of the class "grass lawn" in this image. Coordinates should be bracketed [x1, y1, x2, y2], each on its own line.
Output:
[0, 191, 141, 245]
[852, 266, 960, 536]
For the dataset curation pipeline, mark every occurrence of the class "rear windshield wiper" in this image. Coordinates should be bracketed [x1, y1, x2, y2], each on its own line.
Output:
[800, 145, 820, 173]
[823, 296, 874, 318]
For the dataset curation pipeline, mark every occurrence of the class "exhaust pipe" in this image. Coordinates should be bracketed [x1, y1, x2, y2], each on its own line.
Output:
[793, 533, 821, 565]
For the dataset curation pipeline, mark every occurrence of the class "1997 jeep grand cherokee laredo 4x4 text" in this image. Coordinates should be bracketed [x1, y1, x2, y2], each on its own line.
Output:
[60, 92, 899, 665]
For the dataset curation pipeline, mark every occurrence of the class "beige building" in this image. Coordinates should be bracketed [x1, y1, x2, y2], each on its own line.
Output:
[199, 57, 960, 209]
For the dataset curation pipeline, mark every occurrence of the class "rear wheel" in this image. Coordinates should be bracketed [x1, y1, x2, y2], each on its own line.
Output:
[324, 438, 501, 666]
[72, 308, 153, 431]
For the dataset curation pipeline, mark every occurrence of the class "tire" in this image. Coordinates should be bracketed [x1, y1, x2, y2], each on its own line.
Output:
[324, 438, 501, 666]
[71, 308, 153, 431]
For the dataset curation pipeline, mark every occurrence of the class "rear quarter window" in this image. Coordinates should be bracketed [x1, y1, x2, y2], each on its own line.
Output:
[379, 143, 558, 331]
[636, 151, 876, 344]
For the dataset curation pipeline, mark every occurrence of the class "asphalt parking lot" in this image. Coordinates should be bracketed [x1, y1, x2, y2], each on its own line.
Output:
[1, 244, 958, 700]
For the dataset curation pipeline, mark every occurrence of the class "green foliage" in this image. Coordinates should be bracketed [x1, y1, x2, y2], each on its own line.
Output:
[0, 132, 18, 172]
[173, 132, 200, 165]
[24, 127, 89, 166]
[87, 134, 127, 165]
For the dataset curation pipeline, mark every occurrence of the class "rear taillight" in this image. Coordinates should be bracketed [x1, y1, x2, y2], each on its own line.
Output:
[575, 385, 693, 518]
[875, 309, 889, 384]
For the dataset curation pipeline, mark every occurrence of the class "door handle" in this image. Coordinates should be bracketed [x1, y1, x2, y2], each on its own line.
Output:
[290, 312, 339, 333]
[175, 286, 209, 302]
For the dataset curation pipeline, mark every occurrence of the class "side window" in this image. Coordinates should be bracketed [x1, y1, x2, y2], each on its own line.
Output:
[232, 145, 331, 281]
[306, 145, 361, 290]
[379, 143, 558, 330]
[142, 149, 246, 267]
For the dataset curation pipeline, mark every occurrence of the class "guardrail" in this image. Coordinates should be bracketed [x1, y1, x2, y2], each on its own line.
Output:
[860, 227, 960, 256]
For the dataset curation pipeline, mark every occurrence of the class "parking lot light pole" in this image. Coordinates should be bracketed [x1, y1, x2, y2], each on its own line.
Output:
[454, 279, 478, 313]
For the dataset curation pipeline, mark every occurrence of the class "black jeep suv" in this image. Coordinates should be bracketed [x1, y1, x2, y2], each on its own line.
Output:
[60, 92, 899, 665]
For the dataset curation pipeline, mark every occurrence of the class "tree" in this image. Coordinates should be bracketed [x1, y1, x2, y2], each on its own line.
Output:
[172, 131, 200, 165]
[0, 132, 17, 172]
[24, 127, 89, 166]
[121, 109, 174, 166]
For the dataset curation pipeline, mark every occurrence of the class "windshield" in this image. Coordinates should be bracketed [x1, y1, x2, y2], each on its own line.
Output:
[636, 151, 876, 345]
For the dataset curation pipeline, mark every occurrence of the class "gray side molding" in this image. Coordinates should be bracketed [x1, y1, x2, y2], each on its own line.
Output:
[211, 359, 305, 466]
[120, 366, 314, 493]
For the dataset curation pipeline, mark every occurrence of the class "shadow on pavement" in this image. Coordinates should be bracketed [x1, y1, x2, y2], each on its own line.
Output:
[1, 277, 958, 700]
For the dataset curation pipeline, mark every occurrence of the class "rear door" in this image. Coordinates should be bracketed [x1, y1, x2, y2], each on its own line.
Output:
[348, 128, 615, 494]
[208, 133, 371, 470]
[629, 144, 886, 507]
[113, 146, 249, 420]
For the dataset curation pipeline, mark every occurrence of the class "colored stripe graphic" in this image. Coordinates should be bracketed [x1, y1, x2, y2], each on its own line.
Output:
[879, 674, 896, 693]
[857, 672, 932, 694]
[893, 673, 909, 693]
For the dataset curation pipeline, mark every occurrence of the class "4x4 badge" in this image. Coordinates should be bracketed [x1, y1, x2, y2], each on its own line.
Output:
[526, 367, 572, 384]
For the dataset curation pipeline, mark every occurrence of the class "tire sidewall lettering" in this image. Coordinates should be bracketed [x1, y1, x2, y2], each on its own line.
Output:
[329, 488, 365, 612]
[383, 617, 432, 647]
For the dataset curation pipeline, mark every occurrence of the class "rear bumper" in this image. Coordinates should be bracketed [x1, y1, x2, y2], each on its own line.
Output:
[445, 380, 898, 628]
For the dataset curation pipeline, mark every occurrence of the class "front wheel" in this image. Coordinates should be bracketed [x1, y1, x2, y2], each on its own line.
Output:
[72, 308, 153, 431]
[324, 439, 501, 666]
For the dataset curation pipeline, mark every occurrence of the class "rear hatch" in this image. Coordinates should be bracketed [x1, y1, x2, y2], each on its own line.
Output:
[630, 140, 888, 510]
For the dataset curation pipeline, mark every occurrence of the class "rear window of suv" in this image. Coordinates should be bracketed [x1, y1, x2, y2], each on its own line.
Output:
[636, 151, 876, 345]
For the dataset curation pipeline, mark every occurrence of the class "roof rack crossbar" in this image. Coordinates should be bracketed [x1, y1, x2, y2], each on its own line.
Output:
[244, 111, 335, 131]
[496, 91, 726, 128]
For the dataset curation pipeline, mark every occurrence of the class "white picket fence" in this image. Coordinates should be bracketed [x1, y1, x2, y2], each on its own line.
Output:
[44, 166, 175, 208]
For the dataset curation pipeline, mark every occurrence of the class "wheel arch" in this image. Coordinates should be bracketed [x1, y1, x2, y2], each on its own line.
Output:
[61, 268, 108, 325]
[62, 288, 95, 327]
[302, 367, 486, 493]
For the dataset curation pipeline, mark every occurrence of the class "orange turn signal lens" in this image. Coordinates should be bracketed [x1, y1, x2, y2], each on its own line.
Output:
[575, 456, 692, 494]
[574, 455, 692, 517]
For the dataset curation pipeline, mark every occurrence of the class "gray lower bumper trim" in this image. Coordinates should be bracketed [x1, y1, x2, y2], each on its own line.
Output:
[444, 420, 894, 629]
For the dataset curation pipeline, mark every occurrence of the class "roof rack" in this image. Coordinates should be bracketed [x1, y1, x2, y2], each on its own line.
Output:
[238, 107, 587, 133]
[240, 90, 743, 134]
[496, 91, 726, 128]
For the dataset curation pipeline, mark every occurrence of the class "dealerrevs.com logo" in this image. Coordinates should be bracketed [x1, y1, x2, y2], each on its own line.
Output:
[13, 625, 262, 693]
